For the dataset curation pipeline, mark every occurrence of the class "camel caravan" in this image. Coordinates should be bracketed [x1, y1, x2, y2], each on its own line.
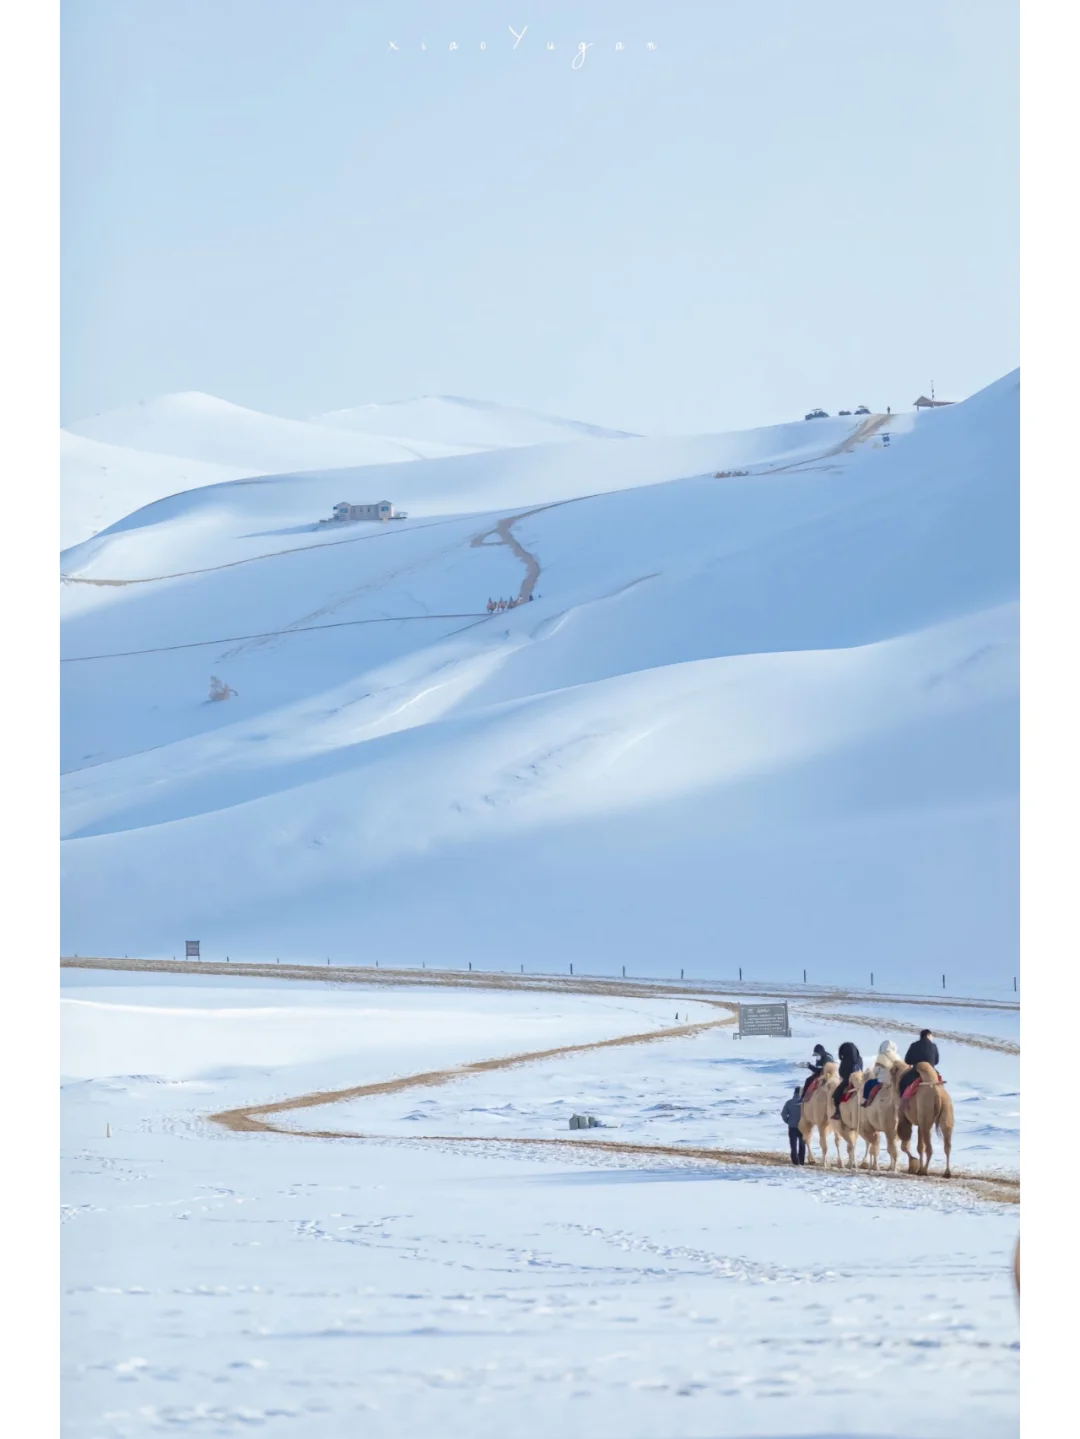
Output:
[785, 1028, 954, 1177]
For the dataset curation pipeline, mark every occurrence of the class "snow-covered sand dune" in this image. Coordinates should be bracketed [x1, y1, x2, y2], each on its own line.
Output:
[61, 373, 1018, 996]
[63, 389, 609, 549]
[312, 392, 638, 448]
[64, 390, 472, 471]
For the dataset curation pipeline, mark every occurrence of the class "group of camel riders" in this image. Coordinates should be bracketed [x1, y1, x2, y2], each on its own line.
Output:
[781, 1029, 941, 1165]
[487, 595, 533, 613]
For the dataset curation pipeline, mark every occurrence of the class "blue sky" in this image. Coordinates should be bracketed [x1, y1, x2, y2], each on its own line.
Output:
[61, 0, 1018, 432]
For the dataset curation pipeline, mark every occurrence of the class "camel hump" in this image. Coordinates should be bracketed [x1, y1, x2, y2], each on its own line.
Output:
[822, 1060, 838, 1075]
[915, 1061, 938, 1082]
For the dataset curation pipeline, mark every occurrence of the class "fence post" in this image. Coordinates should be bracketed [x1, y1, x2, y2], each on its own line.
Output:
[739, 967, 742, 981]
[803, 969, 807, 983]
[680, 968, 684, 980]
[942, 974, 946, 990]
[570, 963, 573, 975]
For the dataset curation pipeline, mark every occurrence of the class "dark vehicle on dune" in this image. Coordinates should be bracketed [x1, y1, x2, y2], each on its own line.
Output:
[838, 409, 852, 416]
[804, 408, 828, 420]
[854, 405, 871, 415]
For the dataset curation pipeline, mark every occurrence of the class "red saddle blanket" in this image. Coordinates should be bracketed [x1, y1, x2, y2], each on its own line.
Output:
[803, 1074, 823, 1101]
[901, 1071, 945, 1102]
[862, 1080, 883, 1107]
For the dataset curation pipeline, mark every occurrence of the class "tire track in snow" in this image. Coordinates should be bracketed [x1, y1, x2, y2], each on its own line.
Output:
[797, 1008, 1018, 1056]
[60, 957, 1018, 1015]
[209, 1013, 737, 1133]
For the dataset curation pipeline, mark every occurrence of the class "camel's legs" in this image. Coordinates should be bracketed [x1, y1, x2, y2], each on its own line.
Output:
[898, 1114, 918, 1172]
[834, 1122, 851, 1168]
[942, 1124, 953, 1179]
[799, 1124, 816, 1165]
[884, 1127, 899, 1172]
[818, 1123, 830, 1167]
[919, 1124, 933, 1175]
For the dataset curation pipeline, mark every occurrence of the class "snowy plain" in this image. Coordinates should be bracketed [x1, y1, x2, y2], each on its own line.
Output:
[61, 970, 1018, 1439]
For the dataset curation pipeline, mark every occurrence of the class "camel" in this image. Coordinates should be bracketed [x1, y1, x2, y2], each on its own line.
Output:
[828, 1069, 867, 1170]
[798, 1061, 840, 1165]
[858, 1056, 906, 1172]
[896, 1061, 954, 1176]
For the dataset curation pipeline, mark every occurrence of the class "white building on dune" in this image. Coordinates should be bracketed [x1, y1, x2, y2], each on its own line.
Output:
[332, 500, 396, 522]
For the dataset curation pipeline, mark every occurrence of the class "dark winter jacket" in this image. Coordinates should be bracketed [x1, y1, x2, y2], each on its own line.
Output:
[837, 1042, 864, 1079]
[781, 1095, 802, 1128]
[805, 1048, 834, 1075]
[904, 1037, 940, 1068]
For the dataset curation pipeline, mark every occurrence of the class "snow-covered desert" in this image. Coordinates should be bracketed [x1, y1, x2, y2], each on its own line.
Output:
[61, 377, 1019, 1437]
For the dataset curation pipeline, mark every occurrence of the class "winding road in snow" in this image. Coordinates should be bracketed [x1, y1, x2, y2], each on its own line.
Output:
[62, 958, 1018, 1205]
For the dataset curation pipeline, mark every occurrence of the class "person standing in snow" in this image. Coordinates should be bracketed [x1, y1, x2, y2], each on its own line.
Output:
[781, 1086, 805, 1164]
[831, 1040, 864, 1119]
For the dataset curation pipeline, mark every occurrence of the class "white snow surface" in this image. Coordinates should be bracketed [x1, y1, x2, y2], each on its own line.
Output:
[60, 432, 253, 553]
[312, 393, 637, 448]
[61, 972, 1019, 1439]
[60, 390, 498, 550]
[65, 391, 472, 472]
[60, 373, 1019, 996]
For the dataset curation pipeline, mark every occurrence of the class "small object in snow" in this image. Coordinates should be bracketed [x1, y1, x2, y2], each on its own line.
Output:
[569, 1114, 600, 1129]
[209, 675, 237, 702]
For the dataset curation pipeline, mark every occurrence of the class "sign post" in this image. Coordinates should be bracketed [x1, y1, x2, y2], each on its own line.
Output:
[733, 1002, 790, 1039]
[185, 940, 201, 960]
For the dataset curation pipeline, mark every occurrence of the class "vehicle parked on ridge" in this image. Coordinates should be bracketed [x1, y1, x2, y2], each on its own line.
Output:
[838, 409, 852, 416]
[804, 408, 828, 420]
[854, 405, 871, 415]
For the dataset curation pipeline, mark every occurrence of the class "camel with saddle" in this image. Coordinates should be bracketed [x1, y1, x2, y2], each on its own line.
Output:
[857, 1049, 907, 1171]
[896, 1061, 954, 1176]
[798, 1061, 840, 1165]
[828, 1066, 869, 1170]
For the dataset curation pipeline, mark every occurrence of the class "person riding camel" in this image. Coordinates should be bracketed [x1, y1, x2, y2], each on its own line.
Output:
[898, 1029, 940, 1097]
[862, 1039, 900, 1104]
[802, 1044, 834, 1099]
[832, 1041, 864, 1119]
